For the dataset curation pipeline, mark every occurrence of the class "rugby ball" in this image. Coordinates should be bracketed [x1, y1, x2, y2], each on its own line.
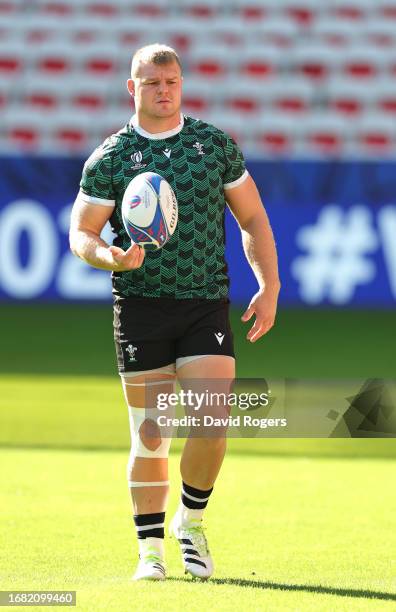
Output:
[121, 172, 178, 251]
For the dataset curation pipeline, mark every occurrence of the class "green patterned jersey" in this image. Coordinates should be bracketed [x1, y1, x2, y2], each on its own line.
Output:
[79, 114, 248, 299]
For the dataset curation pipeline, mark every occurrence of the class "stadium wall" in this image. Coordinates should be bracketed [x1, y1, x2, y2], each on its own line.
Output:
[0, 157, 395, 307]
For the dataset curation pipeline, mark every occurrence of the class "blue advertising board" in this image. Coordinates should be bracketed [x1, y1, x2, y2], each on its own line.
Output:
[0, 157, 395, 306]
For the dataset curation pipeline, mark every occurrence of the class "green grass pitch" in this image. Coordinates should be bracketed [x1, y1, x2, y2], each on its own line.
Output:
[0, 305, 395, 610]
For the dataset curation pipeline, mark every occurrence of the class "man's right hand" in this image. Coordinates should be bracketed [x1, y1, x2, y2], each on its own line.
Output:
[108, 244, 145, 271]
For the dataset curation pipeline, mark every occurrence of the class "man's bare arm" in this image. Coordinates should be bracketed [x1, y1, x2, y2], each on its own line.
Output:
[225, 175, 280, 342]
[69, 193, 144, 271]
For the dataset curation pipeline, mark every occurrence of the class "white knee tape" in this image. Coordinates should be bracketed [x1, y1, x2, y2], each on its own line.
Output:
[128, 406, 174, 459]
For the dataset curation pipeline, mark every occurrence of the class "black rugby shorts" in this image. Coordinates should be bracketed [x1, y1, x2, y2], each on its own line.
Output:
[113, 296, 234, 373]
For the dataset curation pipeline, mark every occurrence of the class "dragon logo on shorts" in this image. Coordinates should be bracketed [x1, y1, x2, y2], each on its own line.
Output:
[126, 344, 138, 362]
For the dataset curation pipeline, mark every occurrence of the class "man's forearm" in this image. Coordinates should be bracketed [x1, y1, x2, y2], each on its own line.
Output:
[70, 229, 116, 271]
[241, 211, 280, 293]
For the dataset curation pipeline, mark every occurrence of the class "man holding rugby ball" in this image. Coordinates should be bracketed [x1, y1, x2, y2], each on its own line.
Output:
[69, 44, 280, 581]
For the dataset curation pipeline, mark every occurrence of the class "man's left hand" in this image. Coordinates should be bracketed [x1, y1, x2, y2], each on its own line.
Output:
[241, 287, 280, 343]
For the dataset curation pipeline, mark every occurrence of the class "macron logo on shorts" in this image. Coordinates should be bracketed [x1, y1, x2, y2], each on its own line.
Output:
[214, 332, 225, 346]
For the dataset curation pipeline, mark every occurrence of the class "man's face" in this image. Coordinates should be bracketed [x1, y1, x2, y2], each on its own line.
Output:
[127, 60, 182, 121]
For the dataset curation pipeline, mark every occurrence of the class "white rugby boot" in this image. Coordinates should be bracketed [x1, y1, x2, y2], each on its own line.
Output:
[169, 516, 213, 579]
[132, 541, 166, 581]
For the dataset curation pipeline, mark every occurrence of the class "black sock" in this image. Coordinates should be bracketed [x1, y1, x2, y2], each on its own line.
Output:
[133, 512, 165, 539]
[181, 481, 213, 510]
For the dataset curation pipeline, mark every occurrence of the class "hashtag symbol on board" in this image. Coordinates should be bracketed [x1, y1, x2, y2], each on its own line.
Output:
[292, 206, 379, 304]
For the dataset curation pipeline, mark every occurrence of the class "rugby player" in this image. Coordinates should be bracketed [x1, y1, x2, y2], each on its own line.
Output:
[69, 44, 280, 581]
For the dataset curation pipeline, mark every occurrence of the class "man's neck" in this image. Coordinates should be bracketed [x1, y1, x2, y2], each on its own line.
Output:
[134, 112, 182, 135]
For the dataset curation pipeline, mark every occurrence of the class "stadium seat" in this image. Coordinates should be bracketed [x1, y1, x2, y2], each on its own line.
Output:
[176, 0, 225, 19]
[375, 80, 396, 114]
[233, 1, 268, 21]
[239, 46, 285, 79]
[247, 17, 300, 47]
[325, 79, 374, 115]
[22, 81, 61, 111]
[261, 77, 315, 113]
[35, 1, 75, 16]
[143, 18, 211, 53]
[303, 112, 351, 156]
[329, 0, 375, 21]
[84, 1, 120, 17]
[255, 113, 299, 156]
[131, 0, 170, 17]
[377, 1, 396, 20]
[78, 43, 125, 76]
[2, 108, 46, 152]
[356, 114, 396, 155]
[362, 18, 396, 46]
[188, 45, 231, 77]
[292, 42, 343, 80]
[0, 40, 24, 75]
[341, 45, 388, 79]
[182, 79, 215, 114]
[278, 0, 319, 27]
[313, 17, 361, 46]
[50, 110, 96, 152]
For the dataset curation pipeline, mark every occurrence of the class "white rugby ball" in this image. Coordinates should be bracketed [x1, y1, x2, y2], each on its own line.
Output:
[121, 172, 178, 251]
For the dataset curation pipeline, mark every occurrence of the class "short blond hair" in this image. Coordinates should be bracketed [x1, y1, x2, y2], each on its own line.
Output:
[131, 44, 182, 78]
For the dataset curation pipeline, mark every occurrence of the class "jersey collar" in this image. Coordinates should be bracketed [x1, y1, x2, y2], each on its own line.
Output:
[130, 113, 184, 140]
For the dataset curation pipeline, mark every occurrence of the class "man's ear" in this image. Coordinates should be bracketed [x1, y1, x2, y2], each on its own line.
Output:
[127, 79, 135, 96]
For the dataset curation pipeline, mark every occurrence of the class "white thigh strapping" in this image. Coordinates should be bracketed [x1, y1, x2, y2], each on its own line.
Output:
[127, 406, 174, 459]
[123, 366, 176, 460]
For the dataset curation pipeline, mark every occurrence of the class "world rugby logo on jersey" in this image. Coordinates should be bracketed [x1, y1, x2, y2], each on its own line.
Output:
[121, 172, 178, 251]
[130, 150, 147, 170]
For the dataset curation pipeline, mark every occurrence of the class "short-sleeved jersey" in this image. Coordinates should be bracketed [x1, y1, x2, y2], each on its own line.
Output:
[79, 114, 248, 299]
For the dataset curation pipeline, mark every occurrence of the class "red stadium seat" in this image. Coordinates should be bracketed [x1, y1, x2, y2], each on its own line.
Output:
[292, 43, 341, 80]
[71, 92, 106, 110]
[0, 40, 24, 74]
[302, 113, 350, 156]
[3, 109, 44, 151]
[24, 91, 59, 110]
[85, 2, 119, 17]
[234, 2, 267, 21]
[182, 86, 213, 113]
[313, 17, 360, 46]
[284, 2, 317, 26]
[188, 46, 230, 78]
[378, 2, 396, 20]
[0, 1, 17, 13]
[341, 46, 387, 80]
[0, 54, 21, 73]
[378, 95, 396, 114]
[183, 2, 221, 19]
[38, 56, 71, 74]
[39, 2, 74, 16]
[132, 1, 167, 17]
[248, 18, 300, 48]
[357, 115, 396, 155]
[362, 19, 396, 47]
[239, 46, 284, 79]
[255, 113, 298, 156]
